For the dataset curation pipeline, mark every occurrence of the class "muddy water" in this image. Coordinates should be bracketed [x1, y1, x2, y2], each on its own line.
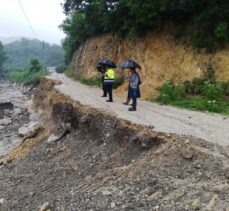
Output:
[0, 80, 29, 157]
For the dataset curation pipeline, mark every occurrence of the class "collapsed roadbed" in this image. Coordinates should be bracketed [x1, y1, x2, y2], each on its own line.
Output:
[0, 78, 228, 211]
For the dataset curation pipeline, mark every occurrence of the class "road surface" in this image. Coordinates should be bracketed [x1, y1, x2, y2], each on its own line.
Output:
[47, 73, 229, 147]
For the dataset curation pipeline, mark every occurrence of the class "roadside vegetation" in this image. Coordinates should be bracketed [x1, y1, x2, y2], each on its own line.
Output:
[65, 66, 124, 89]
[6, 58, 48, 84]
[154, 65, 229, 115]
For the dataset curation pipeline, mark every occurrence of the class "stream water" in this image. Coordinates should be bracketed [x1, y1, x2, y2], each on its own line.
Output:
[0, 80, 29, 157]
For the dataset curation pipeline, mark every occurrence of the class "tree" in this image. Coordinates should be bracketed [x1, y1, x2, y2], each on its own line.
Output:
[28, 58, 44, 73]
[0, 41, 6, 73]
[60, 0, 229, 62]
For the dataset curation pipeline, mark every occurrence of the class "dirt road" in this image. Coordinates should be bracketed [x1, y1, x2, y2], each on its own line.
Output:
[47, 73, 229, 147]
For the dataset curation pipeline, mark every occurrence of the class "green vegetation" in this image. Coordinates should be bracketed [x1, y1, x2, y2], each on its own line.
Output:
[6, 58, 47, 84]
[64, 66, 124, 88]
[6, 69, 47, 84]
[155, 66, 229, 115]
[61, 0, 229, 62]
[4, 38, 64, 69]
[55, 65, 67, 73]
[0, 41, 6, 73]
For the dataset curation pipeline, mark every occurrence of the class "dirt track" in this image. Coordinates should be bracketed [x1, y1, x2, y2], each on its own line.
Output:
[47, 73, 229, 147]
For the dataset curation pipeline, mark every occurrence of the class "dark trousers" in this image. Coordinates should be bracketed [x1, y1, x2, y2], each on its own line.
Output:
[105, 83, 113, 101]
[127, 84, 141, 101]
[101, 76, 107, 97]
[130, 88, 138, 108]
[102, 83, 107, 96]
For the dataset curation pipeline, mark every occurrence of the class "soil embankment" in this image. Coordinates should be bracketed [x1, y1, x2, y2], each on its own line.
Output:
[0, 77, 228, 210]
[71, 32, 229, 98]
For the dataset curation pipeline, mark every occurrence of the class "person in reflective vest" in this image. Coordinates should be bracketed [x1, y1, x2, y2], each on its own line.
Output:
[104, 67, 115, 102]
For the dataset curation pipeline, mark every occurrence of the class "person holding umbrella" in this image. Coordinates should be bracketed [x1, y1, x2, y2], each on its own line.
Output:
[98, 59, 117, 102]
[120, 60, 141, 111]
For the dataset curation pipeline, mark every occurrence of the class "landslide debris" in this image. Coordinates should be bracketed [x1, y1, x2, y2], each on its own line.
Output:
[0, 79, 228, 211]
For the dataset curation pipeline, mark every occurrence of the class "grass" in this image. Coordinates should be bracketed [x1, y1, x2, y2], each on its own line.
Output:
[64, 67, 124, 89]
[153, 80, 229, 115]
[6, 69, 48, 84]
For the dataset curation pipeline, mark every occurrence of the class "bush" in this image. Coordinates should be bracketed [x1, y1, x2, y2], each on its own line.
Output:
[6, 69, 47, 84]
[56, 65, 67, 73]
[157, 81, 185, 104]
[221, 82, 229, 97]
[203, 83, 224, 101]
[156, 72, 229, 115]
[114, 77, 125, 89]
[79, 76, 101, 87]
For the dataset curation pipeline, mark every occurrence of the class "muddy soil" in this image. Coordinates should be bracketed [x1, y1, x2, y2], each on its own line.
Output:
[0, 80, 30, 157]
[0, 79, 228, 211]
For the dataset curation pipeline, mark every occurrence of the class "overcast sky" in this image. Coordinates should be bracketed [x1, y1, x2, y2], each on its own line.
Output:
[0, 0, 66, 44]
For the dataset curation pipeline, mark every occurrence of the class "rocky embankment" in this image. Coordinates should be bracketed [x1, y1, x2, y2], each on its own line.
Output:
[0, 78, 228, 211]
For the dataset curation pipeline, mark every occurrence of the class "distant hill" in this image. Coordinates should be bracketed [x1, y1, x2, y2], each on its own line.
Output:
[0, 36, 31, 44]
[3, 38, 64, 69]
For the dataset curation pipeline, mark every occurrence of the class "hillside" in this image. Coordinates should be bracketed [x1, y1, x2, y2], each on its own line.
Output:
[0, 36, 27, 44]
[70, 32, 229, 98]
[3, 38, 64, 69]
[61, 0, 229, 98]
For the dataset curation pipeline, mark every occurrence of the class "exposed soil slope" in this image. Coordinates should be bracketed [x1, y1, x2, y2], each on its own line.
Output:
[71, 32, 229, 98]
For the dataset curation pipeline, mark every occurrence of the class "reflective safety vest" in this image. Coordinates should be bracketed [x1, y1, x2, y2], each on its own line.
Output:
[104, 68, 115, 83]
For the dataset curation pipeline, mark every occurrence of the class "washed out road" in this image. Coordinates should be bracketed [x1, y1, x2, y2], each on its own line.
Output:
[47, 73, 229, 147]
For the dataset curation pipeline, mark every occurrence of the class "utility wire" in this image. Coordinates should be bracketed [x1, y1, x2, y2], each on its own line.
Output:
[18, 0, 38, 39]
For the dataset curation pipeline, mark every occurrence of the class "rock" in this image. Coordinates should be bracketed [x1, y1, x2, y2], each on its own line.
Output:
[18, 121, 41, 139]
[205, 194, 218, 211]
[0, 118, 12, 126]
[225, 172, 229, 180]
[0, 198, 4, 205]
[111, 202, 116, 208]
[102, 190, 112, 196]
[40, 202, 50, 211]
[47, 134, 60, 144]
[192, 198, 200, 210]
[13, 108, 22, 116]
[29, 192, 35, 197]
[181, 147, 194, 160]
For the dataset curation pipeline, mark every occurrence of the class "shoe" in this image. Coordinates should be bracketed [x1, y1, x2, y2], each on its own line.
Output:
[123, 102, 129, 105]
[101, 95, 107, 97]
[106, 100, 113, 102]
[128, 107, 136, 111]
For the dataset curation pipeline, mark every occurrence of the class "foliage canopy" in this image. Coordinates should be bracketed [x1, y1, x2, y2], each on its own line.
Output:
[4, 38, 65, 70]
[60, 0, 229, 62]
[0, 41, 6, 73]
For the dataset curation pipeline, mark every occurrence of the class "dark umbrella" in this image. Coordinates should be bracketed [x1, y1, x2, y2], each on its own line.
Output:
[98, 59, 117, 68]
[120, 60, 141, 69]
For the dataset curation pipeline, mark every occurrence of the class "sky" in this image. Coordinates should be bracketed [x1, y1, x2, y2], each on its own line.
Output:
[0, 0, 66, 44]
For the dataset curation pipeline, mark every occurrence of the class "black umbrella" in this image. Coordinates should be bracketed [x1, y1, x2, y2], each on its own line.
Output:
[120, 60, 141, 69]
[98, 59, 117, 68]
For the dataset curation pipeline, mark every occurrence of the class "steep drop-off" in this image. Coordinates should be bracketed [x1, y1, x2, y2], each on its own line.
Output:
[0, 78, 228, 210]
[71, 32, 229, 98]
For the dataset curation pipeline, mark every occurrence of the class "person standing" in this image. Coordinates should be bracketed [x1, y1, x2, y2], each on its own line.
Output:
[123, 69, 141, 105]
[104, 66, 115, 102]
[128, 68, 140, 111]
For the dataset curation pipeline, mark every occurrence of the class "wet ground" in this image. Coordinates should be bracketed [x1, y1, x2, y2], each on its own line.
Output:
[0, 80, 29, 157]
[0, 78, 228, 210]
